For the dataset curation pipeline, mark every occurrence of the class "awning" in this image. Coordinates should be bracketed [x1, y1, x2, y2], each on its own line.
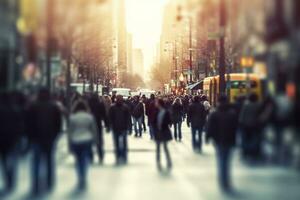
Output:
[186, 81, 203, 90]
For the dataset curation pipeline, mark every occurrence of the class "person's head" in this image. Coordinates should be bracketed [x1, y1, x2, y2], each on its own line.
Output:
[218, 94, 228, 106]
[173, 97, 182, 105]
[201, 95, 208, 101]
[116, 95, 123, 105]
[193, 95, 200, 103]
[155, 98, 165, 109]
[38, 87, 50, 102]
[72, 100, 90, 113]
[150, 93, 155, 100]
[248, 93, 258, 103]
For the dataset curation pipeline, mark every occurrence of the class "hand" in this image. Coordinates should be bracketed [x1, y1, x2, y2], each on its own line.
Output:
[106, 127, 110, 133]
[187, 123, 190, 128]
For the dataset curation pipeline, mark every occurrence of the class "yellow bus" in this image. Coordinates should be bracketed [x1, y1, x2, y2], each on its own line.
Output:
[203, 73, 262, 105]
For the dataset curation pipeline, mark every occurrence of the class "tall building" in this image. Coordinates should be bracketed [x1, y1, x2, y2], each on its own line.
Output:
[116, 0, 127, 86]
[132, 49, 144, 76]
[127, 33, 133, 74]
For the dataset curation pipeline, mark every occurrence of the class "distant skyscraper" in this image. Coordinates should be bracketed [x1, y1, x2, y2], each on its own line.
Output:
[132, 49, 144, 76]
[116, 0, 127, 86]
[127, 33, 133, 74]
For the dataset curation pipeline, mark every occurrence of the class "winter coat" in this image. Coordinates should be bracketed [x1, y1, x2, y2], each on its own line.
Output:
[187, 102, 207, 128]
[206, 104, 238, 147]
[171, 103, 184, 123]
[26, 100, 62, 149]
[109, 103, 132, 133]
[154, 109, 172, 142]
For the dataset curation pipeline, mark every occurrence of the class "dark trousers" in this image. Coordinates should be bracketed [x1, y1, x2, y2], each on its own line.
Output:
[149, 124, 156, 139]
[31, 144, 55, 193]
[173, 122, 182, 140]
[0, 150, 17, 192]
[113, 131, 128, 164]
[216, 146, 232, 191]
[156, 141, 172, 170]
[241, 127, 261, 159]
[71, 141, 92, 188]
[191, 127, 203, 151]
[133, 117, 143, 137]
[97, 128, 104, 162]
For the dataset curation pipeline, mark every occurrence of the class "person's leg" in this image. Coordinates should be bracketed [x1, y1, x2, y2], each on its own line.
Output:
[122, 132, 128, 163]
[74, 143, 90, 189]
[138, 117, 143, 137]
[45, 146, 55, 191]
[191, 127, 197, 150]
[178, 121, 182, 141]
[163, 142, 172, 169]
[133, 118, 138, 136]
[149, 125, 154, 139]
[173, 123, 178, 140]
[97, 128, 104, 163]
[216, 146, 231, 191]
[31, 144, 41, 194]
[142, 116, 147, 132]
[113, 133, 120, 164]
[156, 142, 161, 170]
[198, 128, 203, 151]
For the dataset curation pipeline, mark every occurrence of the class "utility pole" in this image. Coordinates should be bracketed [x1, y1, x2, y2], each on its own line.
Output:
[219, 0, 226, 95]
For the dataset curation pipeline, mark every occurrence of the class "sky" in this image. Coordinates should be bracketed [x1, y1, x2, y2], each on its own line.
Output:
[125, 0, 169, 74]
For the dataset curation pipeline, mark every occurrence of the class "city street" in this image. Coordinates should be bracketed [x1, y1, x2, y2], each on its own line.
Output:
[3, 123, 300, 200]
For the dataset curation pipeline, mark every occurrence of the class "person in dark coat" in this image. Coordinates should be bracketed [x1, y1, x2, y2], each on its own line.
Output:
[132, 96, 145, 137]
[26, 88, 62, 194]
[239, 93, 262, 161]
[146, 94, 158, 140]
[171, 98, 184, 141]
[155, 99, 173, 171]
[108, 95, 132, 165]
[206, 95, 238, 192]
[187, 96, 207, 152]
[0, 92, 24, 193]
[88, 93, 109, 164]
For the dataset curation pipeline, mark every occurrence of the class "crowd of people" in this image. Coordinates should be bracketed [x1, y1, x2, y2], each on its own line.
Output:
[0, 88, 298, 196]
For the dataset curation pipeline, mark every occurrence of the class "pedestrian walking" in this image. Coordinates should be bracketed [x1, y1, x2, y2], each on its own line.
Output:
[171, 98, 184, 141]
[155, 99, 173, 172]
[88, 93, 109, 164]
[108, 95, 132, 165]
[206, 95, 238, 192]
[132, 96, 145, 137]
[146, 94, 158, 140]
[26, 88, 62, 194]
[187, 96, 207, 152]
[69, 100, 98, 190]
[239, 93, 262, 161]
[0, 92, 24, 194]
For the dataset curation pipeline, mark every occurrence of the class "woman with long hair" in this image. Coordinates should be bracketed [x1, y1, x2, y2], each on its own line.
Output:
[68, 100, 98, 190]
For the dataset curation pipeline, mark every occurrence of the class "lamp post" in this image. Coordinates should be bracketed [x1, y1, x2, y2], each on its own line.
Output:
[219, 0, 227, 95]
